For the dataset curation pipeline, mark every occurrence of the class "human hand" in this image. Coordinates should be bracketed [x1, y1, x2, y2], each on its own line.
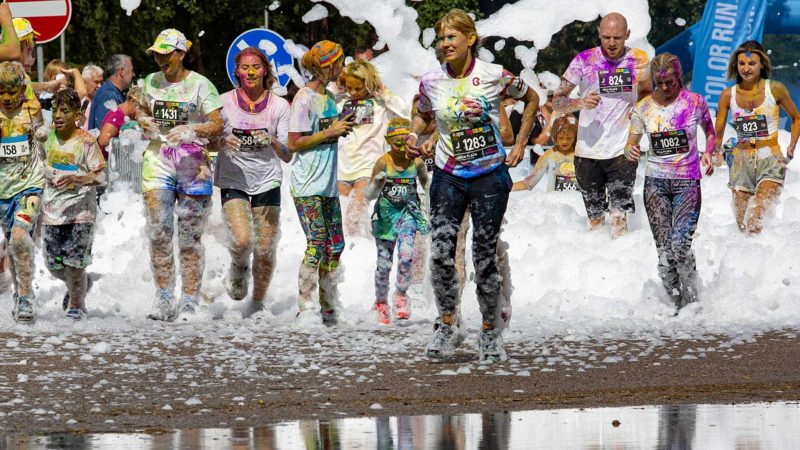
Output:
[582, 91, 601, 110]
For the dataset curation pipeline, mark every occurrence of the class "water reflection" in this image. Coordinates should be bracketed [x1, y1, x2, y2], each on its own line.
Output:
[5, 401, 799, 449]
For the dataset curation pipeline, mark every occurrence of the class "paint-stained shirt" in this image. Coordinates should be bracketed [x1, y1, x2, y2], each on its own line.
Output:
[563, 46, 649, 159]
[289, 86, 340, 197]
[0, 97, 45, 199]
[417, 58, 528, 178]
[630, 89, 710, 179]
[518, 148, 578, 192]
[215, 89, 290, 195]
[42, 129, 106, 225]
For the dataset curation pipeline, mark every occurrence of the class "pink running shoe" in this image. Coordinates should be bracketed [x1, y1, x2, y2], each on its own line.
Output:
[394, 291, 411, 320]
[373, 302, 391, 325]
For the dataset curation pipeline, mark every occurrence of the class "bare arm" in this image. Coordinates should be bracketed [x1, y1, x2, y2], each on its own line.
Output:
[637, 74, 653, 102]
[499, 104, 514, 146]
[714, 88, 732, 152]
[194, 109, 224, 139]
[97, 122, 120, 150]
[506, 87, 540, 167]
[0, 4, 21, 61]
[287, 113, 353, 154]
[364, 157, 388, 200]
[66, 69, 87, 99]
[415, 158, 430, 190]
[512, 151, 548, 191]
[773, 81, 800, 158]
[552, 79, 583, 114]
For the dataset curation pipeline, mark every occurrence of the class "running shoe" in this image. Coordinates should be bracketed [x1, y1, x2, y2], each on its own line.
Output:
[425, 319, 463, 359]
[226, 264, 249, 301]
[12, 295, 35, 323]
[178, 294, 204, 322]
[65, 307, 86, 321]
[321, 308, 338, 326]
[393, 291, 411, 320]
[295, 308, 324, 329]
[242, 298, 266, 319]
[478, 328, 508, 364]
[147, 288, 176, 321]
[373, 302, 390, 325]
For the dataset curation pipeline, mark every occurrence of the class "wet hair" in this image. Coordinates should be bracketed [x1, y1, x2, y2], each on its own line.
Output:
[44, 59, 67, 82]
[105, 54, 131, 78]
[0, 61, 27, 91]
[342, 60, 383, 96]
[435, 9, 481, 56]
[52, 88, 81, 113]
[727, 40, 772, 83]
[234, 47, 275, 89]
[650, 53, 683, 90]
[551, 115, 578, 140]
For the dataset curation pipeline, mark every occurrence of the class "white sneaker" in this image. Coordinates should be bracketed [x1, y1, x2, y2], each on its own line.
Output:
[294, 309, 324, 329]
[12, 294, 36, 323]
[178, 295, 209, 322]
[147, 288, 176, 321]
[425, 319, 464, 359]
[478, 329, 508, 364]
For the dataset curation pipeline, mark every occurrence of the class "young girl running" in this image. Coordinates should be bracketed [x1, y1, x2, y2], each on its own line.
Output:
[364, 118, 429, 324]
[288, 41, 353, 326]
[512, 115, 579, 192]
[215, 47, 291, 316]
[41, 89, 106, 320]
[0, 61, 44, 323]
[337, 60, 409, 236]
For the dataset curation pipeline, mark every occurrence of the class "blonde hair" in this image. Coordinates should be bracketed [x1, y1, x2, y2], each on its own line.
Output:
[650, 53, 683, 89]
[301, 40, 344, 80]
[0, 61, 27, 91]
[125, 85, 143, 104]
[435, 9, 480, 55]
[343, 60, 383, 96]
[44, 59, 67, 82]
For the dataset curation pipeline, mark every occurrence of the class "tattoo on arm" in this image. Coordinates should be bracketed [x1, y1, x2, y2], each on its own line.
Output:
[552, 79, 582, 114]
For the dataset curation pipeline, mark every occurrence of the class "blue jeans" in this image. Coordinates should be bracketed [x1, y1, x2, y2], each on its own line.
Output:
[429, 164, 512, 327]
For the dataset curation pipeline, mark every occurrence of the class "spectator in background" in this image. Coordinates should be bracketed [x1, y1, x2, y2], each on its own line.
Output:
[88, 54, 135, 131]
[354, 47, 374, 61]
[81, 64, 103, 129]
[39, 60, 87, 124]
[510, 86, 556, 165]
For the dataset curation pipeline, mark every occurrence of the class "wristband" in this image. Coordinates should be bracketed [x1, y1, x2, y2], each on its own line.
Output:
[407, 132, 419, 141]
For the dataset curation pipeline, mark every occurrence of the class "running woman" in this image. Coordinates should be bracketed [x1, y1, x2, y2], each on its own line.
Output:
[364, 118, 429, 324]
[625, 54, 716, 310]
[41, 89, 106, 321]
[0, 61, 44, 323]
[512, 115, 579, 192]
[288, 41, 353, 326]
[138, 29, 223, 321]
[215, 47, 291, 316]
[553, 12, 651, 237]
[714, 40, 800, 235]
[406, 9, 539, 363]
[336, 60, 409, 236]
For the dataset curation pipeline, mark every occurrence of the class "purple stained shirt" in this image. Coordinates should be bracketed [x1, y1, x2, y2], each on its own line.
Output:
[630, 89, 712, 180]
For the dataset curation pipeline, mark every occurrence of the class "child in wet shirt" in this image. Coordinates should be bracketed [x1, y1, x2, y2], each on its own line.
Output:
[41, 89, 106, 321]
[364, 118, 429, 324]
[513, 115, 579, 192]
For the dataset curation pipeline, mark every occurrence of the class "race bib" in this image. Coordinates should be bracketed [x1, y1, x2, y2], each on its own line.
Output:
[423, 156, 435, 173]
[233, 128, 269, 152]
[340, 99, 374, 125]
[598, 68, 634, 95]
[733, 114, 768, 139]
[152, 100, 189, 128]
[382, 177, 416, 204]
[451, 123, 498, 163]
[0, 135, 32, 163]
[318, 116, 339, 144]
[554, 175, 577, 191]
[649, 129, 690, 157]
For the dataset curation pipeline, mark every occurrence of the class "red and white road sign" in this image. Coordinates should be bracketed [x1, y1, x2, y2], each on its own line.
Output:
[7, 0, 72, 44]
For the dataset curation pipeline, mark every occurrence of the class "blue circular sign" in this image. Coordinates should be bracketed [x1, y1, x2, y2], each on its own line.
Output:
[225, 28, 295, 88]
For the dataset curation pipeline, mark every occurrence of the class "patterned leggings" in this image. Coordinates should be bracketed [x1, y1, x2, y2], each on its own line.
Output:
[374, 218, 417, 303]
[643, 177, 701, 306]
[293, 196, 345, 271]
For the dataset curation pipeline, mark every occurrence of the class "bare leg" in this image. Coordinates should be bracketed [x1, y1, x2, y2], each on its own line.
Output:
[176, 194, 210, 297]
[222, 198, 253, 300]
[144, 190, 176, 290]
[251, 206, 280, 302]
[344, 178, 369, 236]
[8, 227, 35, 298]
[732, 189, 751, 232]
[747, 180, 781, 235]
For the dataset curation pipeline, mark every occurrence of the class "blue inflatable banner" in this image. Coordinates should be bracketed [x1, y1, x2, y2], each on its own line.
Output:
[690, 0, 767, 112]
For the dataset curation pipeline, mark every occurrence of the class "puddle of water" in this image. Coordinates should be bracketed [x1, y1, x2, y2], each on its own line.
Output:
[5, 401, 800, 449]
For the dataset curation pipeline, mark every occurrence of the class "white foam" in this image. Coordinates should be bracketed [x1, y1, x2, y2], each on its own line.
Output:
[302, 4, 329, 23]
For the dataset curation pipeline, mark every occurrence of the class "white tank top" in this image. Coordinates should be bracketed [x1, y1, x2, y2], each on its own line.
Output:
[730, 79, 780, 141]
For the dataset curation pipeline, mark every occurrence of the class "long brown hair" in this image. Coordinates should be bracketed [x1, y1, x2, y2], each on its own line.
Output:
[234, 47, 275, 89]
[726, 40, 772, 83]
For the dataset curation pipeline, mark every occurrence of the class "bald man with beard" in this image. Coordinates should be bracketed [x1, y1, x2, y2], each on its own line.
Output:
[553, 13, 651, 237]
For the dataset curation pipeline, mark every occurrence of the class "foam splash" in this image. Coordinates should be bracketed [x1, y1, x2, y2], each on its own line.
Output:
[119, 0, 141, 16]
[302, 4, 329, 23]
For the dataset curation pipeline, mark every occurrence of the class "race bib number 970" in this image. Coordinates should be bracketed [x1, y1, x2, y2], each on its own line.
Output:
[152, 100, 189, 127]
[0, 135, 31, 159]
[649, 129, 690, 157]
[733, 114, 768, 139]
[598, 68, 633, 94]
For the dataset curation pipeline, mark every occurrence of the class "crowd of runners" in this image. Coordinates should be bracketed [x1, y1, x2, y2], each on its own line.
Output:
[0, 5, 797, 363]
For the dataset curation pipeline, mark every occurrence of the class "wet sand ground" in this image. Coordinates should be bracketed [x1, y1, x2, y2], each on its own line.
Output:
[0, 326, 798, 436]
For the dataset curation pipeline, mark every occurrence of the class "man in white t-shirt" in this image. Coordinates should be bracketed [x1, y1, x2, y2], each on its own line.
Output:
[553, 12, 651, 237]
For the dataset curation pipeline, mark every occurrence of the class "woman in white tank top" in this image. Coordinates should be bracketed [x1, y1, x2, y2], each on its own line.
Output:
[715, 40, 800, 235]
